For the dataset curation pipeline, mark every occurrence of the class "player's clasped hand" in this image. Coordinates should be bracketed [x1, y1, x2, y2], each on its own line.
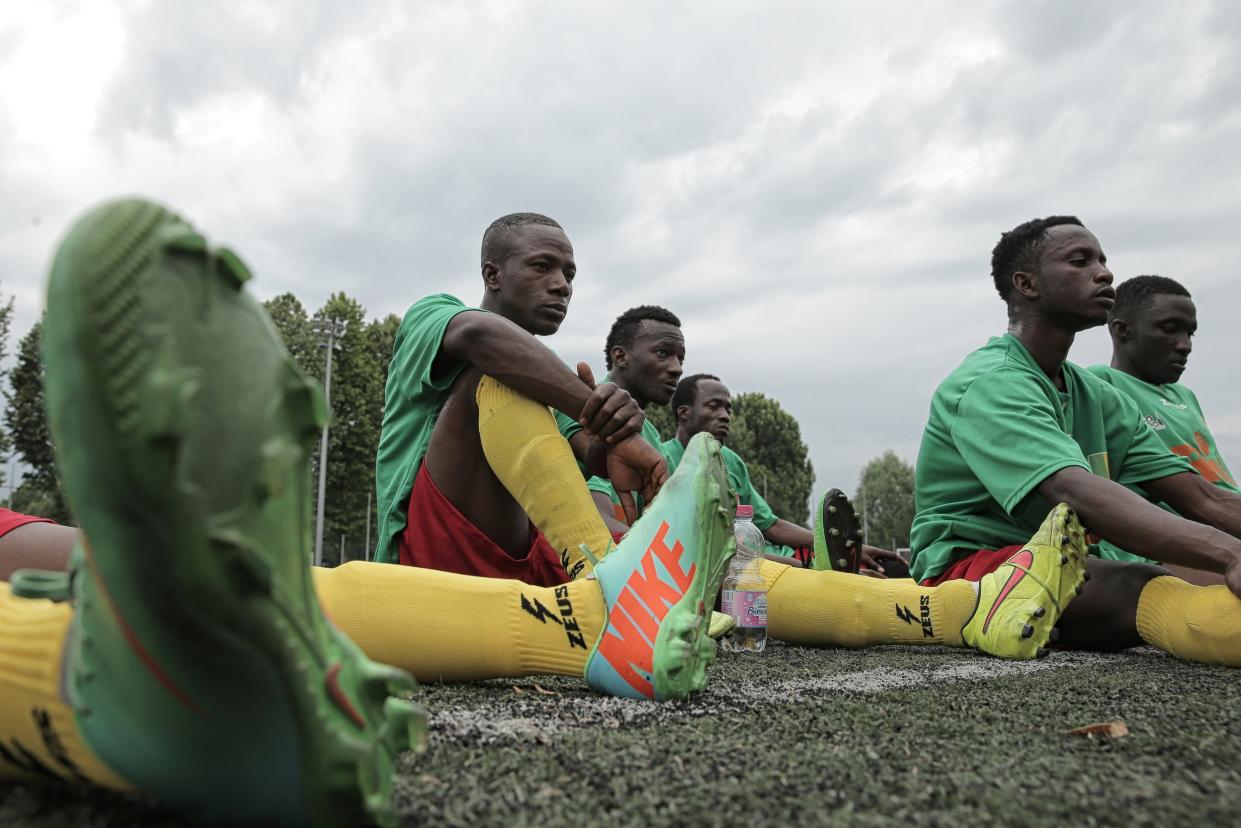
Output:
[607, 435, 670, 525]
[577, 362, 644, 445]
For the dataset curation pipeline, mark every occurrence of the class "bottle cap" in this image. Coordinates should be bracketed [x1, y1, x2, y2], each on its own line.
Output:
[735, 505, 754, 519]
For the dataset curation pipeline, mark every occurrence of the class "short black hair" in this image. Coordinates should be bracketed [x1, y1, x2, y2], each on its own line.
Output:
[671, 373, 722, 413]
[603, 305, 682, 369]
[481, 213, 562, 267]
[1111, 274, 1191, 320]
[990, 215, 1084, 301]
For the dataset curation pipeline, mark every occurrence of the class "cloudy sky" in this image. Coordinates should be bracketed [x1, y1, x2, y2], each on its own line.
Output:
[2, 1, 1239, 503]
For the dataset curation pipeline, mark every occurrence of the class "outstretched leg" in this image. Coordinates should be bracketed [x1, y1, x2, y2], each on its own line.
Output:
[317, 432, 735, 700]
[761, 503, 1090, 660]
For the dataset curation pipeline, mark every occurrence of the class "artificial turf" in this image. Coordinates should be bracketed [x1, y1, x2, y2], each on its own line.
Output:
[3, 643, 1238, 826]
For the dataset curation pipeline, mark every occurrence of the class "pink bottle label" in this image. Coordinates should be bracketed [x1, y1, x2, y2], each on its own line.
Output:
[721, 589, 767, 628]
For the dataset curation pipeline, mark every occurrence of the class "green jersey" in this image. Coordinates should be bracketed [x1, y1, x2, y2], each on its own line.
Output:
[662, 437, 794, 557]
[373, 294, 588, 563]
[374, 294, 476, 563]
[910, 334, 1192, 582]
[660, 438, 777, 531]
[1088, 365, 1238, 563]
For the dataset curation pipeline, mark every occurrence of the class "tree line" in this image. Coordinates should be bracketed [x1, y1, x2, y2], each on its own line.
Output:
[0, 286, 916, 562]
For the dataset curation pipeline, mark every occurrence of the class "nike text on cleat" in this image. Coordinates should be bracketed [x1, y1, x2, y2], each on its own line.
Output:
[584, 432, 734, 701]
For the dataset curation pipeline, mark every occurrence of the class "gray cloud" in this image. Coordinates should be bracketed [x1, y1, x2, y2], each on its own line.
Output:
[2, 0, 1240, 508]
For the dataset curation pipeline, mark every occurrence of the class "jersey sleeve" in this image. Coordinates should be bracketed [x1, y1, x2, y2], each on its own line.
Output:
[1102, 383, 1194, 488]
[952, 372, 1091, 515]
[731, 453, 777, 530]
[388, 294, 476, 401]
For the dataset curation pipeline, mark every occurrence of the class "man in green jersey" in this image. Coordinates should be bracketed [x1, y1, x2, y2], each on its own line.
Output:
[910, 216, 1241, 665]
[579, 305, 688, 534]
[373, 214, 673, 584]
[666, 373, 908, 576]
[1088, 275, 1236, 578]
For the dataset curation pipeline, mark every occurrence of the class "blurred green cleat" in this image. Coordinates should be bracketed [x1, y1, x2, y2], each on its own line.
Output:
[961, 503, 1089, 660]
[585, 433, 734, 700]
[43, 198, 423, 826]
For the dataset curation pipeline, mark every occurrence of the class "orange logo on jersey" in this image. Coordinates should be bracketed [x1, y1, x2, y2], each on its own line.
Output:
[1169, 432, 1237, 486]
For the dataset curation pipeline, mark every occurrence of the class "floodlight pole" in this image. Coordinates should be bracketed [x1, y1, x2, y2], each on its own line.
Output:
[313, 318, 346, 567]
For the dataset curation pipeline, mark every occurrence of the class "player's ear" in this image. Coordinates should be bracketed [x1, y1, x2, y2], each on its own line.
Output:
[1110, 317, 1131, 342]
[610, 345, 628, 369]
[675, 404, 690, 423]
[1012, 269, 1038, 300]
[481, 261, 501, 291]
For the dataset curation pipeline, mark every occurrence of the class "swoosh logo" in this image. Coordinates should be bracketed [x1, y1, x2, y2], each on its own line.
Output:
[981, 548, 1034, 634]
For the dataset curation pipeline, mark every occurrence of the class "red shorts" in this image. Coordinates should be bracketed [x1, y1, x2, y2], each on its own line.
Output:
[0, 508, 54, 539]
[398, 464, 569, 587]
[920, 545, 1023, 586]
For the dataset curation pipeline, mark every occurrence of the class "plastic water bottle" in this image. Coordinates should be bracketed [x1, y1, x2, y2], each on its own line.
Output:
[721, 504, 768, 653]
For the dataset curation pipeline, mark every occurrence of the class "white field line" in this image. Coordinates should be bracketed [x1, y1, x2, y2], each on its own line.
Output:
[427, 650, 1138, 746]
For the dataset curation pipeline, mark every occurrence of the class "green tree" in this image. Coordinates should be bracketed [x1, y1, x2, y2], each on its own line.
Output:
[856, 450, 915, 550]
[312, 294, 387, 565]
[263, 293, 318, 377]
[5, 318, 71, 522]
[644, 402, 676, 442]
[727, 392, 814, 524]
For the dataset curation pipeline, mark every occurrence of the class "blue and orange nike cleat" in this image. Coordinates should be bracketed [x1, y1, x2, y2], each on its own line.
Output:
[584, 432, 735, 700]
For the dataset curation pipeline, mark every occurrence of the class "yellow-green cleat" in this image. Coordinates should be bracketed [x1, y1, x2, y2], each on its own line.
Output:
[962, 503, 1089, 660]
[42, 198, 422, 826]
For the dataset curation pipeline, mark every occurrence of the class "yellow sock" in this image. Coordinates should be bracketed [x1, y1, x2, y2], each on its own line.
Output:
[0, 584, 130, 789]
[758, 559, 978, 648]
[476, 375, 613, 579]
[312, 563, 605, 683]
[1136, 576, 1241, 667]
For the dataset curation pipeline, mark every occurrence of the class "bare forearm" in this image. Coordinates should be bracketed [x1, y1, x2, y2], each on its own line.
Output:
[762, 518, 813, 549]
[1153, 475, 1241, 541]
[447, 313, 591, 415]
[1039, 467, 1240, 573]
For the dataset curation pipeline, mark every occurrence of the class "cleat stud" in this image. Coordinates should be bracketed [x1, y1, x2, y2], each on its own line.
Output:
[1061, 535, 1070, 545]
[1033, 606, 1047, 618]
[1075, 584, 1083, 595]
[1036, 647, 1048, 658]
[828, 505, 838, 514]
[1021, 624, 1034, 639]
[1049, 628, 1060, 643]
[829, 528, 840, 536]
[1060, 555, 1068, 565]
[1083, 571, 1091, 582]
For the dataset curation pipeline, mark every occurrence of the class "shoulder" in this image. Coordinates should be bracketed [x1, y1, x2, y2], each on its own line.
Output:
[1085, 364, 1118, 385]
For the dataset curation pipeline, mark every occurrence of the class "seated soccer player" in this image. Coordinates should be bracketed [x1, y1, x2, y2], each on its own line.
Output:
[0, 199, 736, 824]
[667, 373, 909, 576]
[910, 216, 1241, 667]
[581, 307, 1087, 658]
[373, 213, 669, 584]
[1087, 275, 1235, 586]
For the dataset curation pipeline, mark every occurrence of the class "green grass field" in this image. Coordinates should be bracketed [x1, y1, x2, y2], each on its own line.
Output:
[3, 643, 1238, 826]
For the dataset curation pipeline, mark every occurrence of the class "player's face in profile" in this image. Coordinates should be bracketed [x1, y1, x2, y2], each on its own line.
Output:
[619, 320, 685, 406]
[685, 379, 732, 443]
[491, 225, 576, 336]
[1036, 225, 1115, 330]
[1125, 294, 1197, 385]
